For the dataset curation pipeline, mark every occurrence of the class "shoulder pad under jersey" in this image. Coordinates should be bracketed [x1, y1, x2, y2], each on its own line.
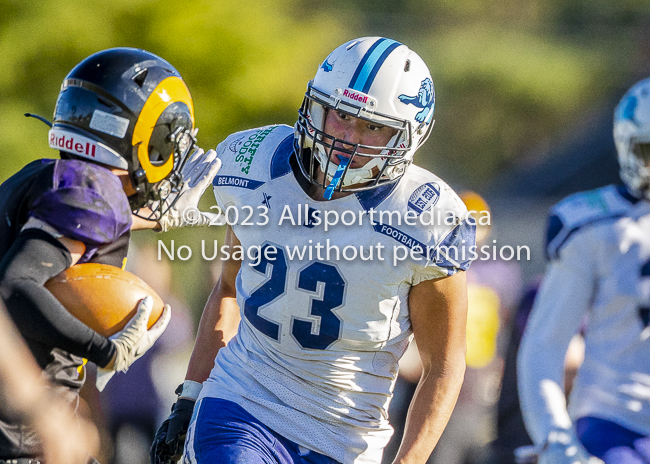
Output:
[359, 164, 475, 274]
[213, 124, 294, 193]
[545, 185, 634, 260]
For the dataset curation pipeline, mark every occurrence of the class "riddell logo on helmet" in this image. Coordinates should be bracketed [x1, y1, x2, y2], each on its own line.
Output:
[343, 89, 368, 104]
[49, 132, 96, 157]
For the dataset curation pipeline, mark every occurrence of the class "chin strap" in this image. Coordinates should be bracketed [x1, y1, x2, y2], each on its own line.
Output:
[323, 157, 349, 200]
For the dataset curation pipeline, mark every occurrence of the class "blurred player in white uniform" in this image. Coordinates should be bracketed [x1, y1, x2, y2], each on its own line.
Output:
[151, 37, 475, 464]
[518, 78, 650, 464]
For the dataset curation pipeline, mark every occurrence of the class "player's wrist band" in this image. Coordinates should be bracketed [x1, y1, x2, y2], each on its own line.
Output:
[176, 380, 202, 401]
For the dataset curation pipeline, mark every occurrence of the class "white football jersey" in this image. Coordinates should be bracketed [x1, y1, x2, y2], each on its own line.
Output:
[199, 125, 474, 463]
[519, 185, 650, 445]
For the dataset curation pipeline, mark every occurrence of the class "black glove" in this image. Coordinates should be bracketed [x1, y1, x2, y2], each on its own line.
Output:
[150, 398, 196, 464]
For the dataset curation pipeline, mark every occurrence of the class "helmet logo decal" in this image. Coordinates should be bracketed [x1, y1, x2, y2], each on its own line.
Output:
[398, 78, 435, 123]
[321, 58, 334, 72]
[349, 38, 401, 94]
[89, 109, 129, 138]
[132, 76, 194, 183]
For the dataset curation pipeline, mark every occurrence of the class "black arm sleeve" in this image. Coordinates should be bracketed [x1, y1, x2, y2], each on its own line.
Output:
[0, 229, 115, 368]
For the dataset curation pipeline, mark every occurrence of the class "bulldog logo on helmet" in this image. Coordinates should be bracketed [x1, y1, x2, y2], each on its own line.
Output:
[398, 78, 435, 124]
[321, 58, 334, 73]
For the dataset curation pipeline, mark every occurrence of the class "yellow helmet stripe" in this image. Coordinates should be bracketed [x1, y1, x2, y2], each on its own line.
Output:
[132, 76, 195, 183]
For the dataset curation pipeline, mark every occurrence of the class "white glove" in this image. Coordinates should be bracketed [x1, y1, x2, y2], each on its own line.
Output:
[157, 148, 223, 232]
[96, 296, 171, 391]
[538, 431, 603, 464]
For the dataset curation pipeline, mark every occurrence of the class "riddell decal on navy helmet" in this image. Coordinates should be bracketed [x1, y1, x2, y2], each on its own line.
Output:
[49, 128, 128, 169]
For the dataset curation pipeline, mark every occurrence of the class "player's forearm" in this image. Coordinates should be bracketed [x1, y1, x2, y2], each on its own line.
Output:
[185, 282, 241, 383]
[392, 354, 465, 464]
[131, 211, 160, 230]
[0, 232, 115, 366]
[2, 278, 116, 367]
[518, 335, 573, 445]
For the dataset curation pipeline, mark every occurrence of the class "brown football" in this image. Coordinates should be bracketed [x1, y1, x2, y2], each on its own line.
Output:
[44, 263, 165, 337]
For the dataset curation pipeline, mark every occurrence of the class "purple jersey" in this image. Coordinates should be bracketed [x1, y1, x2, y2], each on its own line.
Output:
[0, 158, 131, 262]
[30, 159, 131, 261]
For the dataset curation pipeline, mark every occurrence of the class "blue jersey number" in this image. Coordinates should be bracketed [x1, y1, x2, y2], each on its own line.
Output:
[293, 262, 345, 350]
[243, 244, 345, 350]
[243, 244, 287, 341]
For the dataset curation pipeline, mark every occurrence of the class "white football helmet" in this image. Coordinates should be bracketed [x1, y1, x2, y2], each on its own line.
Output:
[614, 77, 650, 200]
[295, 37, 435, 199]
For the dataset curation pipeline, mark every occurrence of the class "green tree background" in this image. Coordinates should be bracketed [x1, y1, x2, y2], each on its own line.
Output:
[2, 0, 649, 313]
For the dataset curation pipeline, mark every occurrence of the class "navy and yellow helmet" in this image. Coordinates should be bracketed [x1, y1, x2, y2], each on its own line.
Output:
[49, 47, 196, 212]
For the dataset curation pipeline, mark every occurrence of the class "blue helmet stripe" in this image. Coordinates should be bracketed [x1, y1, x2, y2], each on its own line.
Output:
[361, 41, 401, 93]
[349, 38, 401, 93]
[621, 95, 638, 121]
